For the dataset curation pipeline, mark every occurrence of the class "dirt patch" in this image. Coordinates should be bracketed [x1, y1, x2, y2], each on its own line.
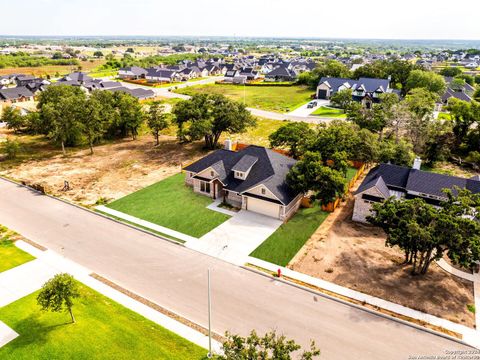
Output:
[0, 130, 206, 206]
[290, 188, 476, 328]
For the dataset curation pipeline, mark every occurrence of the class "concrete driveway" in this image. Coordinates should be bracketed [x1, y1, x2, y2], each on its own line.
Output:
[288, 99, 330, 117]
[185, 210, 281, 265]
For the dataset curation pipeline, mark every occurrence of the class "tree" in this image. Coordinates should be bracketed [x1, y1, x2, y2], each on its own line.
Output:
[368, 190, 480, 275]
[378, 138, 415, 166]
[1, 106, 24, 133]
[147, 101, 170, 146]
[112, 92, 145, 140]
[287, 151, 347, 205]
[218, 330, 320, 360]
[2, 138, 20, 159]
[439, 67, 462, 77]
[309, 120, 360, 160]
[37, 273, 80, 323]
[37, 85, 86, 154]
[405, 70, 446, 96]
[297, 60, 351, 89]
[93, 51, 104, 58]
[268, 122, 314, 158]
[172, 94, 255, 149]
[81, 90, 114, 154]
[330, 89, 353, 111]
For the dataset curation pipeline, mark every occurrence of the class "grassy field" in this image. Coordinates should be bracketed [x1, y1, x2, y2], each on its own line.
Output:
[225, 118, 287, 147]
[311, 106, 346, 118]
[0, 59, 105, 77]
[106, 173, 230, 238]
[175, 83, 313, 113]
[250, 206, 329, 266]
[0, 227, 35, 272]
[0, 282, 206, 360]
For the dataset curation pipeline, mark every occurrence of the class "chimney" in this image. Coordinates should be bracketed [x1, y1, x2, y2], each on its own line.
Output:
[412, 157, 422, 170]
[224, 139, 232, 151]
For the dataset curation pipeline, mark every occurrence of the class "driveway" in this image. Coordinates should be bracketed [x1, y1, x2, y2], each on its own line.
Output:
[185, 210, 282, 265]
[288, 99, 330, 117]
[0, 178, 471, 359]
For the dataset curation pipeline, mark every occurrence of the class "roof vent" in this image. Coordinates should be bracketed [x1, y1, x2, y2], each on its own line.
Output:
[224, 139, 232, 151]
[412, 157, 422, 170]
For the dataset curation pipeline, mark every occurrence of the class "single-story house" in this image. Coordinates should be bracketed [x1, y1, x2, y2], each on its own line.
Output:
[0, 86, 35, 103]
[352, 159, 480, 223]
[105, 86, 155, 100]
[316, 76, 393, 108]
[145, 68, 181, 83]
[183, 144, 303, 220]
[264, 66, 297, 82]
[118, 66, 148, 80]
[58, 72, 93, 85]
[436, 76, 475, 110]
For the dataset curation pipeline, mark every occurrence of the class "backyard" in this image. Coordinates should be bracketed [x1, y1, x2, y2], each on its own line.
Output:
[175, 83, 313, 113]
[106, 173, 230, 238]
[0, 226, 35, 272]
[0, 282, 206, 360]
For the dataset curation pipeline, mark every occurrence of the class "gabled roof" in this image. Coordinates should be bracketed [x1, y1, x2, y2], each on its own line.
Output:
[184, 145, 299, 204]
[119, 66, 147, 76]
[60, 72, 92, 83]
[356, 163, 480, 199]
[266, 66, 297, 78]
[232, 154, 258, 172]
[0, 86, 34, 100]
[318, 77, 390, 93]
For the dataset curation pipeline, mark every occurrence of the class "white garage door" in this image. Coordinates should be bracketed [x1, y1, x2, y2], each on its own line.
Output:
[246, 197, 281, 218]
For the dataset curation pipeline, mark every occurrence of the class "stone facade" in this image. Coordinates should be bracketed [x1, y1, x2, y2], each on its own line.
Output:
[352, 186, 386, 223]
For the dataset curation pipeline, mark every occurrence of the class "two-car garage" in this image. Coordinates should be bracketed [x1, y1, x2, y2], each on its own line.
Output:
[244, 196, 282, 218]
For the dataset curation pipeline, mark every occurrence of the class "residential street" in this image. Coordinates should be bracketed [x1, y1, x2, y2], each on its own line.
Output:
[0, 178, 471, 359]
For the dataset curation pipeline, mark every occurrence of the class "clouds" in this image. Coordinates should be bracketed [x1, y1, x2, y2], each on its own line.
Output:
[0, 0, 479, 39]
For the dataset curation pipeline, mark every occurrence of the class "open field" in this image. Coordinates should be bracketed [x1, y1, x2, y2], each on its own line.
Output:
[0, 59, 105, 77]
[290, 190, 476, 328]
[175, 83, 313, 113]
[0, 282, 206, 360]
[0, 226, 35, 272]
[311, 106, 346, 118]
[107, 173, 230, 238]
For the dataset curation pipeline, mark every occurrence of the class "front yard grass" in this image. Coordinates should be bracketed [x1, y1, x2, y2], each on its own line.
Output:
[0, 227, 35, 272]
[175, 83, 313, 113]
[250, 206, 329, 266]
[311, 106, 346, 118]
[106, 173, 230, 238]
[0, 282, 206, 360]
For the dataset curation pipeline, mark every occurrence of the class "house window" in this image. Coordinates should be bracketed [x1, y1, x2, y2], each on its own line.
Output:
[210, 171, 215, 177]
[200, 181, 211, 194]
[261, 188, 266, 195]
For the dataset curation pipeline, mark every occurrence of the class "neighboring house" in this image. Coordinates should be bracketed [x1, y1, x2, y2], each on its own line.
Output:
[0, 86, 35, 103]
[223, 69, 247, 84]
[105, 86, 155, 100]
[239, 67, 259, 81]
[264, 66, 297, 82]
[437, 76, 475, 110]
[118, 66, 147, 80]
[0, 75, 14, 86]
[352, 159, 480, 223]
[15, 74, 39, 87]
[316, 77, 393, 108]
[58, 72, 93, 85]
[145, 68, 181, 83]
[99, 81, 122, 90]
[205, 65, 222, 76]
[183, 144, 303, 220]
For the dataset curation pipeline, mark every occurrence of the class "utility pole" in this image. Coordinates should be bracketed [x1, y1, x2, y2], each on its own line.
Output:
[207, 269, 212, 358]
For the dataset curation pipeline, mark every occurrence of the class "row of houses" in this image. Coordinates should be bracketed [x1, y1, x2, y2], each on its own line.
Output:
[0, 72, 155, 104]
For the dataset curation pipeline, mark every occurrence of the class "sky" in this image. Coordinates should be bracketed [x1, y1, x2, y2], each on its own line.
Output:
[1, 0, 479, 40]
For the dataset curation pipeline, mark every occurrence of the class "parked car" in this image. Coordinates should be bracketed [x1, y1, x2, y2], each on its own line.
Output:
[307, 101, 317, 108]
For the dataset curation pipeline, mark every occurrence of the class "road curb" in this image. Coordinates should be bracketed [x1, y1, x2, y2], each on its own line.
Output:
[241, 264, 474, 349]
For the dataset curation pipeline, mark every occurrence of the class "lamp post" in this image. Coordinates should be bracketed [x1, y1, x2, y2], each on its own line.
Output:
[207, 269, 212, 358]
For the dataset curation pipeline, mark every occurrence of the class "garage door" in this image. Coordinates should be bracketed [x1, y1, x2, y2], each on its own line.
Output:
[317, 89, 328, 99]
[246, 197, 281, 218]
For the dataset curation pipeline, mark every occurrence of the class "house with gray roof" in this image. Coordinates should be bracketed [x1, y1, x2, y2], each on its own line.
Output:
[352, 159, 480, 223]
[316, 76, 393, 109]
[183, 144, 303, 220]
[0, 86, 34, 103]
[118, 66, 148, 80]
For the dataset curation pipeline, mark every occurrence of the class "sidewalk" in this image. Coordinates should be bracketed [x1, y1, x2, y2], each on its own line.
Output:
[247, 256, 480, 349]
[0, 241, 222, 353]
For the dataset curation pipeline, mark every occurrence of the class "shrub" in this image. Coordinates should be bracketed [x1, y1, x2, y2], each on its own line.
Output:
[2, 138, 21, 159]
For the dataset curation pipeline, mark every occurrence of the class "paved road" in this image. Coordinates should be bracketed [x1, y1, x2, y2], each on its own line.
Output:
[0, 179, 470, 359]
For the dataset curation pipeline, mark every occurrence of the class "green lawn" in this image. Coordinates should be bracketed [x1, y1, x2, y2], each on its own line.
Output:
[311, 106, 346, 118]
[0, 283, 206, 360]
[250, 206, 329, 266]
[175, 83, 313, 113]
[0, 227, 35, 272]
[346, 167, 358, 182]
[106, 173, 230, 238]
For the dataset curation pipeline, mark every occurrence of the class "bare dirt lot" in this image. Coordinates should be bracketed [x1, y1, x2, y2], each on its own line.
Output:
[0, 129, 205, 206]
[290, 188, 476, 328]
